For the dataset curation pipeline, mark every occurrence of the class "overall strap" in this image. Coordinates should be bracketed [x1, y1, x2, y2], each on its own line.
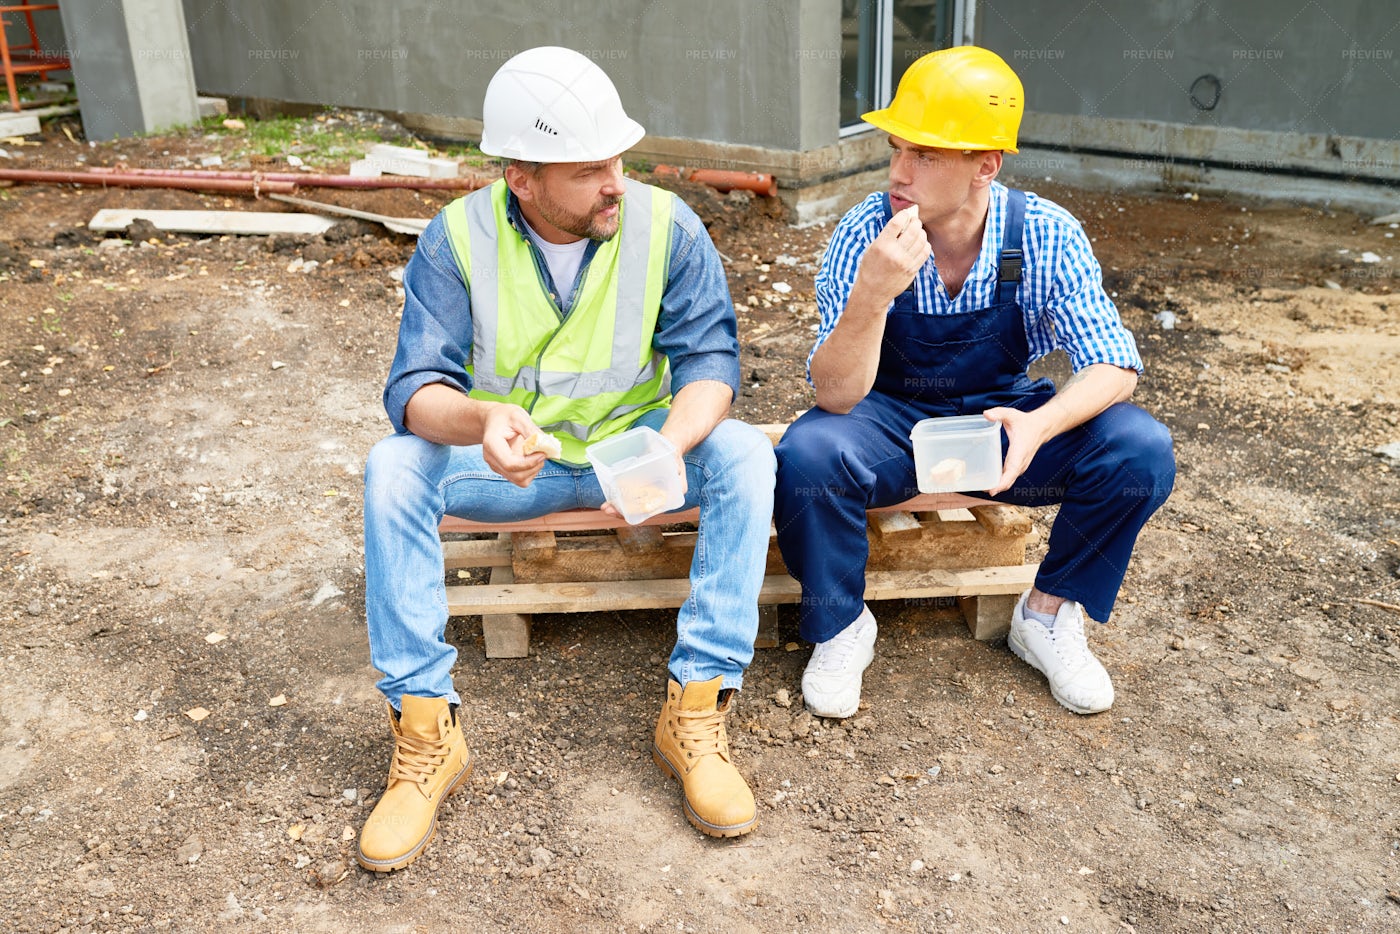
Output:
[996, 188, 1026, 306]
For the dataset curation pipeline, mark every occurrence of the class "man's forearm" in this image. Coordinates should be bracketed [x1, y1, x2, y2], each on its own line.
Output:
[403, 383, 495, 446]
[660, 379, 733, 454]
[1035, 364, 1138, 439]
[810, 279, 892, 414]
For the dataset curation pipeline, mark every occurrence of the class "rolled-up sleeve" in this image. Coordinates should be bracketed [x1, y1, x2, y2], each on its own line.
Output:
[651, 198, 740, 400]
[1024, 201, 1143, 374]
[810, 196, 884, 381]
[382, 214, 474, 434]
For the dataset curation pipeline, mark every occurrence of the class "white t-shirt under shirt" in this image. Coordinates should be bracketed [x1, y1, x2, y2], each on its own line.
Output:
[522, 219, 588, 310]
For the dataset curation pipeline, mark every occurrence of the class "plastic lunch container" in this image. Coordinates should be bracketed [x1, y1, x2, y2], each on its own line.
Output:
[910, 415, 1003, 494]
[585, 426, 686, 524]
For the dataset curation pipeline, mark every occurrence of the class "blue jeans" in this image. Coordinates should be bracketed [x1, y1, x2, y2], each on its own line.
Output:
[363, 409, 776, 708]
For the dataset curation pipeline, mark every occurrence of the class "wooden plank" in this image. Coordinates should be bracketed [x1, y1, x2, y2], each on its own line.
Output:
[512, 530, 557, 561]
[440, 507, 700, 534]
[511, 532, 699, 583]
[267, 193, 429, 235]
[869, 511, 923, 541]
[447, 564, 1039, 616]
[616, 525, 666, 554]
[481, 564, 531, 658]
[871, 493, 991, 514]
[436, 496, 992, 535]
[442, 538, 510, 570]
[934, 508, 977, 523]
[87, 208, 336, 236]
[445, 512, 1027, 578]
[970, 503, 1033, 536]
[755, 604, 780, 650]
[510, 532, 790, 584]
[867, 502, 1027, 570]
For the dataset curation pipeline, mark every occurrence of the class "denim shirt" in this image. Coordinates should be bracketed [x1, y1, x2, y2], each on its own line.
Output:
[382, 186, 740, 435]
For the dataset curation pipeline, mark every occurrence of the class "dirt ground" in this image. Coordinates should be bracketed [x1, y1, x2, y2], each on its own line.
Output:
[1, 114, 1399, 934]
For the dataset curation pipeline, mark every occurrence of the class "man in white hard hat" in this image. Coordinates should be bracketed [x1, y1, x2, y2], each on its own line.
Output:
[775, 47, 1174, 718]
[355, 47, 775, 871]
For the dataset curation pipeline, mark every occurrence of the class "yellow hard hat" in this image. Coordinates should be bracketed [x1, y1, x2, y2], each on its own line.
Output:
[862, 46, 1022, 153]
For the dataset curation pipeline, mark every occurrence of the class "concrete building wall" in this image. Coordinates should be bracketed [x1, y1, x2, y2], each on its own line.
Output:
[978, 0, 1398, 144]
[179, 0, 838, 152]
[972, 0, 1399, 212]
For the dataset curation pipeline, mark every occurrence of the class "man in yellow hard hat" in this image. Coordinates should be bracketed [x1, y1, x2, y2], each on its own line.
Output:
[775, 46, 1174, 718]
[356, 47, 775, 871]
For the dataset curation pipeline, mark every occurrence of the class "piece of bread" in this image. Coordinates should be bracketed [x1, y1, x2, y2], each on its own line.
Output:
[928, 457, 967, 487]
[621, 484, 668, 516]
[523, 431, 563, 459]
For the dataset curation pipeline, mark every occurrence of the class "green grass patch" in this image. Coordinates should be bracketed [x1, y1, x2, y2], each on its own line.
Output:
[187, 110, 492, 170]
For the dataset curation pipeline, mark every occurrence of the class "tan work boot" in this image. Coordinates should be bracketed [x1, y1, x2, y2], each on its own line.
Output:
[651, 676, 757, 838]
[356, 695, 474, 872]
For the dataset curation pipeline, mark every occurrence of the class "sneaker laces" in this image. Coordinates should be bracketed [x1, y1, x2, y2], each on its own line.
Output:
[671, 706, 728, 762]
[809, 616, 869, 673]
[388, 733, 449, 786]
[1046, 607, 1093, 670]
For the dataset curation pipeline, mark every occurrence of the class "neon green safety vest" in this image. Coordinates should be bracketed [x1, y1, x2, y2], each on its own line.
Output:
[442, 178, 675, 465]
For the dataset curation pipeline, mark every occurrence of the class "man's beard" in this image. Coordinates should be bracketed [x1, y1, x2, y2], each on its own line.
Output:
[535, 190, 623, 241]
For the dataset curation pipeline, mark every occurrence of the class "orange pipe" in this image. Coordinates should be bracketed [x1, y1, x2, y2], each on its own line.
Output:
[654, 164, 777, 198]
[90, 166, 486, 191]
[0, 168, 296, 195]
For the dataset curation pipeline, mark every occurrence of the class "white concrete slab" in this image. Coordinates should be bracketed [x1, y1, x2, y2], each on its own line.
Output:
[88, 209, 336, 236]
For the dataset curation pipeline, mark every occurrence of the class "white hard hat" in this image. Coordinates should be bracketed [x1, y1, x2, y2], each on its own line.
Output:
[480, 47, 646, 163]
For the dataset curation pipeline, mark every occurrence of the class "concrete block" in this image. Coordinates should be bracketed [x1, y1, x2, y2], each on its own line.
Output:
[366, 143, 460, 178]
[38, 82, 70, 94]
[424, 157, 461, 179]
[348, 159, 382, 178]
[197, 96, 229, 117]
[0, 113, 42, 137]
[368, 143, 428, 161]
[365, 154, 431, 177]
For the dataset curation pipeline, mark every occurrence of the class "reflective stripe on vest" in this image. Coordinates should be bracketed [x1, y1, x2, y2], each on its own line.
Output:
[442, 178, 674, 464]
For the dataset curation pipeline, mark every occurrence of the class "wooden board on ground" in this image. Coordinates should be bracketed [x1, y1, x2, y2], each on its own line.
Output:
[267, 193, 430, 235]
[88, 208, 336, 236]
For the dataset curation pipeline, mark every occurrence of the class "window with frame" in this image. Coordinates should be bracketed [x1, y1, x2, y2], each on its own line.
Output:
[840, 0, 960, 134]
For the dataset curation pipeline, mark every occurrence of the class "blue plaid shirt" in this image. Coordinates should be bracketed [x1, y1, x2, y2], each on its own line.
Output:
[811, 181, 1142, 380]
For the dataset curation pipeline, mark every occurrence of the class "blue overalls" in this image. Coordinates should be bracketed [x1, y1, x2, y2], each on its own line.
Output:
[774, 190, 1175, 644]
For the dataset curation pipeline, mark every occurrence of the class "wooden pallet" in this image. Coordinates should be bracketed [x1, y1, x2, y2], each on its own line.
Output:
[441, 493, 1037, 658]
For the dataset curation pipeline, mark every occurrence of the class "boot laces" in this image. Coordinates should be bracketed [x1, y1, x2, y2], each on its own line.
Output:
[673, 706, 727, 761]
[389, 732, 448, 786]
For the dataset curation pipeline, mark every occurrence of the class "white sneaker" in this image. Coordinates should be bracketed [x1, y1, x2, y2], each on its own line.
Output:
[802, 606, 877, 719]
[1008, 591, 1114, 715]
